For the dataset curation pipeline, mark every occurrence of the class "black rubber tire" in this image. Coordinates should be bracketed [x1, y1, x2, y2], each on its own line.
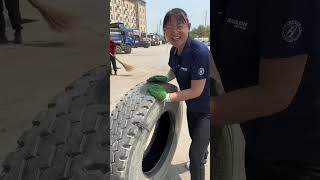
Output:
[124, 45, 132, 54]
[0, 65, 109, 180]
[116, 46, 122, 54]
[212, 125, 246, 180]
[110, 83, 183, 180]
[211, 58, 246, 180]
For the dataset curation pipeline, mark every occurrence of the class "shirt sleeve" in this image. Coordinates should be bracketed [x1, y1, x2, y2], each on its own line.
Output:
[258, 0, 312, 58]
[190, 50, 210, 80]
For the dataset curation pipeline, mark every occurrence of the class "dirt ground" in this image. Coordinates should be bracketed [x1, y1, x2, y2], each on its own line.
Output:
[110, 44, 210, 180]
[0, 0, 105, 172]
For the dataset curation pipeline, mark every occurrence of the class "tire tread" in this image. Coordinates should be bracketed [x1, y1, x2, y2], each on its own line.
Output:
[0, 65, 109, 180]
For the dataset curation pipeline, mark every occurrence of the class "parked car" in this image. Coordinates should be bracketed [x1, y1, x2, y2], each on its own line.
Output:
[143, 38, 153, 45]
[147, 33, 161, 46]
[150, 40, 156, 46]
[134, 40, 151, 48]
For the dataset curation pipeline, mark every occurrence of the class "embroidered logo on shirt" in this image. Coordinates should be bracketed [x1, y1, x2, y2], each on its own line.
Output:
[226, 18, 248, 31]
[180, 67, 188, 71]
[198, 68, 205, 76]
[282, 20, 302, 43]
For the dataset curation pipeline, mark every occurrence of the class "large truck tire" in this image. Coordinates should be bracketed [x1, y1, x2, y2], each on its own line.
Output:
[116, 46, 122, 54]
[110, 83, 183, 180]
[211, 55, 246, 180]
[0, 65, 109, 180]
[212, 125, 246, 180]
[124, 45, 132, 54]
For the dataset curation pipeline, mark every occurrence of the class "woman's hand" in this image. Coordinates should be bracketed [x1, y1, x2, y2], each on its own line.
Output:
[147, 75, 168, 83]
[147, 84, 171, 102]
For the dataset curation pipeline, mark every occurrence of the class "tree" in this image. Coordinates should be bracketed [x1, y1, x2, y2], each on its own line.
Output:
[190, 25, 210, 38]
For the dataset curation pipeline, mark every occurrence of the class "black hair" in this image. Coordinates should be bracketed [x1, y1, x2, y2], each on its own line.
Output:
[163, 8, 189, 33]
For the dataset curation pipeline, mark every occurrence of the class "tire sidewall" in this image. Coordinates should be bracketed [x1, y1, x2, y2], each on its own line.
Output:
[116, 46, 122, 54]
[125, 45, 132, 53]
[127, 101, 183, 180]
[212, 124, 246, 180]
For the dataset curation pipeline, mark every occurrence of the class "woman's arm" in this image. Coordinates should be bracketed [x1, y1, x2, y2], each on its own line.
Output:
[169, 79, 206, 102]
[212, 54, 308, 126]
[166, 69, 176, 82]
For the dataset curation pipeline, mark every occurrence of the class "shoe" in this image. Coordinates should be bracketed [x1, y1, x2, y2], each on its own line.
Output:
[202, 151, 208, 164]
[114, 71, 117, 75]
[13, 30, 22, 44]
[0, 32, 8, 44]
[186, 152, 209, 170]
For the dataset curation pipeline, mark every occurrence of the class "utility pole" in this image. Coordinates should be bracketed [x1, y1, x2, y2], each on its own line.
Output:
[205, 10, 207, 27]
[160, 19, 162, 35]
[157, 24, 159, 34]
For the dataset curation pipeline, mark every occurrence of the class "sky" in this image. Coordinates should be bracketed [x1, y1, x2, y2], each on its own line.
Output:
[146, 0, 210, 34]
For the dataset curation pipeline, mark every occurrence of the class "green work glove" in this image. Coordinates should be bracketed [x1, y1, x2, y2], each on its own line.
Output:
[147, 75, 168, 83]
[147, 84, 171, 102]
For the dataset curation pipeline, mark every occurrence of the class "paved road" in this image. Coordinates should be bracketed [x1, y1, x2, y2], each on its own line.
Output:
[110, 44, 210, 180]
[0, 0, 105, 171]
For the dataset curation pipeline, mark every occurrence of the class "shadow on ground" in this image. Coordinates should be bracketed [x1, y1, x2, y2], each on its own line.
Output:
[23, 41, 73, 48]
[166, 162, 189, 180]
[111, 74, 133, 77]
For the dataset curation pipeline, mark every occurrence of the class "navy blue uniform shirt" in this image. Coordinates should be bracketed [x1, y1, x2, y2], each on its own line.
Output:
[213, 0, 320, 162]
[169, 36, 211, 113]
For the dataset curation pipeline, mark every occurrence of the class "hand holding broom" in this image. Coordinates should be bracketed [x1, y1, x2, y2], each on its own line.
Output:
[109, 53, 134, 72]
[27, 0, 76, 33]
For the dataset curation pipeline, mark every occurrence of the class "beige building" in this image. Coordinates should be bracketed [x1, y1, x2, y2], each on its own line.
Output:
[110, 0, 147, 33]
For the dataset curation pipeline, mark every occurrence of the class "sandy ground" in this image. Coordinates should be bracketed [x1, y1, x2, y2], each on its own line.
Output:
[110, 44, 210, 180]
[0, 0, 105, 172]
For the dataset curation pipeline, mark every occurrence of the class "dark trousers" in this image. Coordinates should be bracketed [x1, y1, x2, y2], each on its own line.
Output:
[110, 55, 117, 73]
[187, 110, 210, 180]
[0, 0, 22, 32]
[245, 152, 320, 180]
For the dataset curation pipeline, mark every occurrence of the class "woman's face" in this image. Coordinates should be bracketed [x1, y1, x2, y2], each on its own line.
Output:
[165, 17, 190, 50]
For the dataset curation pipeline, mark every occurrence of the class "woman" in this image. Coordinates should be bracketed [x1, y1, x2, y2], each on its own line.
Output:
[211, 0, 319, 179]
[147, 8, 211, 180]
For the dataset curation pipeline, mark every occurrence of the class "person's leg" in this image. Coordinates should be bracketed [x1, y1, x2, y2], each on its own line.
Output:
[111, 55, 117, 75]
[186, 110, 195, 137]
[0, 0, 5, 32]
[4, 0, 22, 43]
[187, 110, 210, 180]
[202, 149, 209, 164]
[0, 0, 8, 43]
[110, 57, 114, 75]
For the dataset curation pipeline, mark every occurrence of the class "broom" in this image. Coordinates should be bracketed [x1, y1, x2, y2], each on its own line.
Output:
[109, 53, 134, 72]
[27, 0, 75, 33]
